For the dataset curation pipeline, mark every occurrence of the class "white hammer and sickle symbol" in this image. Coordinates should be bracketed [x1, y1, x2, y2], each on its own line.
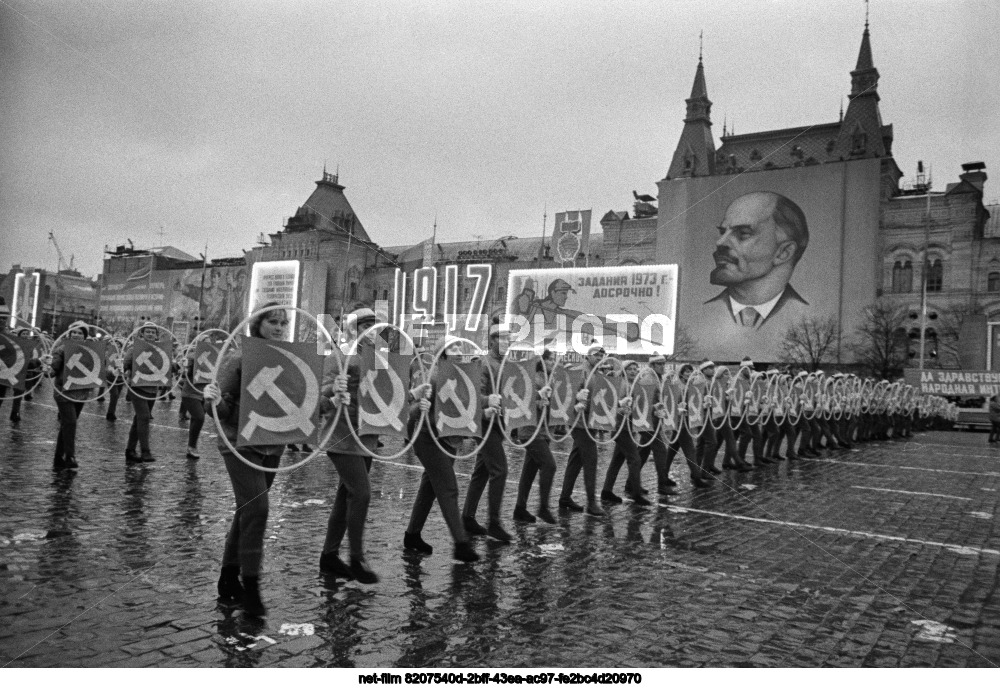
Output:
[437, 365, 478, 433]
[589, 386, 617, 427]
[360, 350, 405, 432]
[502, 365, 534, 423]
[134, 347, 169, 385]
[65, 347, 100, 389]
[241, 348, 318, 440]
[0, 342, 25, 386]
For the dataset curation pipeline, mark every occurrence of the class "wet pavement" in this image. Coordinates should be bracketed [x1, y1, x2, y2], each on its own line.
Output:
[1, 383, 999, 668]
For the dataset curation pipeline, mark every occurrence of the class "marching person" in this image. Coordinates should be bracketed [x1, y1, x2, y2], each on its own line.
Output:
[987, 394, 1000, 444]
[637, 355, 679, 501]
[512, 349, 558, 524]
[104, 342, 125, 421]
[46, 324, 93, 471]
[662, 363, 712, 488]
[179, 335, 219, 459]
[600, 360, 649, 505]
[694, 360, 722, 476]
[317, 305, 381, 584]
[735, 358, 767, 466]
[558, 343, 608, 517]
[202, 303, 290, 617]
[123, 323, 164, 464]
[462, 324, 512, 542]
[402, 336, 480, 563]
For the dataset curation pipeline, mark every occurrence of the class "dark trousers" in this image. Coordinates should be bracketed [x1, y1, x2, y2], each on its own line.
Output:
[707, 418, 741, 466]
[560, 427, 599, 505]
[0, 387, 22, 418]
[106, 384, 122, 418]
[603, 427, 643, 497]
[180, 396, 205, 449]
[516, 435, 556, 511]
[127, 396, 156, 455]
[221, 445, 280, 576]
[737, 418, 764, 463]
[638, 431, 672, 494]
[325, 453, 372, 559]
[695, 422, 718, 472]
[408, 430, 468, 543]
[55, 399, 84, 460]
[463, 426, 508, 524]
[665, 426, 701, 479]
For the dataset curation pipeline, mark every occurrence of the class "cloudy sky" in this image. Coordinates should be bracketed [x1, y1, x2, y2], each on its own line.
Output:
[2, 0, 997, 278]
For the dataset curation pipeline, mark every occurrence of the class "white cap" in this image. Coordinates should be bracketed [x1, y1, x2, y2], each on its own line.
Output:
[740, 358, 754, 368]
[649, 355, 666, 364]
[699, 360, 715, 372]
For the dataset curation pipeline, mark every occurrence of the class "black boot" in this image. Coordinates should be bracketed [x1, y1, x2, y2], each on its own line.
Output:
[53, 454, 67, 472]
[403, 531, 433, 555]
[453, 541, 480, 563]
[217, 566, 243, 602]
[319, 551, 354, 578]
[241, 575, 266, 617]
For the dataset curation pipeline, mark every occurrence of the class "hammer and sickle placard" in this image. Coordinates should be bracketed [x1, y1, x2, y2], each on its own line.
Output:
[548, 366, 582, 427]
[434, 359, 483, 438]
[193, 340, 220, 384]
[132, 338, 173, 386]
[631, 383, 655, 431]
[501, 359, 537, 431]
[63, 340, 107, 391]
[586, 373, 619, 432]
[238, 337, 323, 447]
[0, 333, 29, 389]
[359, 347, 411, 437]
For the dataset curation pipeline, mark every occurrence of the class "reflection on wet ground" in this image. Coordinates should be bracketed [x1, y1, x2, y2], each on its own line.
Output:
[1, 389, 999, 667]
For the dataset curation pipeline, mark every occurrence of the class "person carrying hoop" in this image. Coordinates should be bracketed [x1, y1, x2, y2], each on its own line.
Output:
[202, 303, 290, 617]
[316, 305, 381, 584]
[45, 324, 92, 471]
[600, 360, 650, 506]
[512, 349, 558, 524]
[403, 336, 480, 563]
[557, 343, 608, 517]
[123, 323, 164, 463]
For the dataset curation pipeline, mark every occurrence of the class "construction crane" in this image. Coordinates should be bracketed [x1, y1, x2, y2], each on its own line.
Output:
[48, 231, 66, 328]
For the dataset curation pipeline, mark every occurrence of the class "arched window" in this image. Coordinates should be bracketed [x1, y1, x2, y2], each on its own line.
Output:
[988, 271, 1000, 292]
[926, 259, 943, 292]
[891, 260, 913, 293]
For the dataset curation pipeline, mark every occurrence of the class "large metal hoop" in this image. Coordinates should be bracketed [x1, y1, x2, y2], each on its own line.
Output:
[178, 328, 228, 391]
[629, 369, 664, 449]
[580, 356, 629, 446]
[334, 321, 426, 461]
[726, 372, 751, 432]
[682, 372, 710, 441]
[422, 335, 498, 461]
[210, 305, 339, 473]
[49, 320, 116, 403]
[499, 350, 551, 451]
[706, 368, 730, 432]
[121, 323, 182, 402]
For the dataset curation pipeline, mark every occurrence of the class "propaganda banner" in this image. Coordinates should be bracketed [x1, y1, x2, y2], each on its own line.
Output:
[506, 264, 678, 356]
[903, 369, 1000, 398]
[192, 340, 220, 384]
[631, 382, 657, 433]
[0, 333, 36, 390]
[434, 359, 483, 439]
[501, 358, 538, 431]
[131, 338, 174, 387]
[247, 260, 300, 341]
[238, 337, 323, 447]
[358, 346, 412, 438]
[586, 373, 619, 432]
[62, 340, 108, 392]
[548, 366, 583, 428]
[11, 271, 41, 329]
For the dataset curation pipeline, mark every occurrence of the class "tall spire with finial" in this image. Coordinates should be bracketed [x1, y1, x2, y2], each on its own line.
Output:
[836, 2, 889, 157]
[666, 35, 716, 178]
[722, 114, 727, 138]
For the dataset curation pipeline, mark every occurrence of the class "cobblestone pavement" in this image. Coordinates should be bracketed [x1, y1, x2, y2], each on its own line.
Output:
[1, 385, 999, 667]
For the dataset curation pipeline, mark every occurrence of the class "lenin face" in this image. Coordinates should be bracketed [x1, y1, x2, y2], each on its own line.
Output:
[710, 192, 799, 287]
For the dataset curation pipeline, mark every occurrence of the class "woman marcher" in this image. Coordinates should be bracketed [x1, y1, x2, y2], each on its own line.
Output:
[47, 324, 92, 471]
[179, 336, 218, 460]
[988, 394, 1000, 444]
[512, 350, 558, 523]
[203, 304, 290, 616]
[402, 337, 480, 562]
[123, 324, 164, 464]
[317, 306, 381, 584]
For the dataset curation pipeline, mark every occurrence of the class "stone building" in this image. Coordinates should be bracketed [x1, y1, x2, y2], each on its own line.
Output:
[1, 265, 98, 334]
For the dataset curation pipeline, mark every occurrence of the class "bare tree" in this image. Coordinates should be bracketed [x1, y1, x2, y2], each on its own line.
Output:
[666, 324, 698, 361]
[850, 299, 909, 379]
[780, 316, 841, 371]
[934, 303, 979, 369]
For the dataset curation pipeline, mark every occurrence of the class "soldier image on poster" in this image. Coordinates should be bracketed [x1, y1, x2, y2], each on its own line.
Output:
[705, 191, 809, 330]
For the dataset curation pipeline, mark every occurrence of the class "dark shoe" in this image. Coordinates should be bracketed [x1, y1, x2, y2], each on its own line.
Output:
[9, 413, 20, 423]
[125, 450, 142, 464]
[735, 462, 753, 472]
[558, 498, 584, 512]
[658, 486, 679, 497]
[403, 531, 433, 555]
[349, 557, 379, 584]
[536, 507, 556, 524]
[600, 490, 623, 504]
[585, 502, 607, 517]
[665, 478, 678, 487]
[721, 460, 735, 470]
[300, 444, 312, 452]
[241, 576, 266, 617]
[487, 522, 513, 543]
[786, 453, 800, 461]
[319, 551, 354, 578]
[453, 541, 480, 563]
[691, 477, 712, 489]
[186, 448, 200, 460]
[701, 471, 717, 480]
[630, 494, 652, 507]
[105, 414, 117, 421]
[641, 487, 650, 494]
[707, 466, 723, 475]
[140, 453, 156, 463]
[512, 506, 536, 523]
[52, 456, 66, 472]
[65, 457, 79, 470]
[217, 566, 243, 602]
[462, 516, 488, 536]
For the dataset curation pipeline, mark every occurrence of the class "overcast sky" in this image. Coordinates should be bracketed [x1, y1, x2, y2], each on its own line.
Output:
[2, 0, 998, 278]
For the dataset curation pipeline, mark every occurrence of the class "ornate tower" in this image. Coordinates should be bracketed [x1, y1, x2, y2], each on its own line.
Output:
[836, 19, 892, 158]
[666, 53, 716, 179]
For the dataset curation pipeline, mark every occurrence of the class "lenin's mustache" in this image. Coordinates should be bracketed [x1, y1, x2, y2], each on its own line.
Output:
[713, 248, 739, 265]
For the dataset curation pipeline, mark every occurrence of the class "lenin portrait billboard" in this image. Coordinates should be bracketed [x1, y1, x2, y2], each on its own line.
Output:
[656, 158, 882, 362]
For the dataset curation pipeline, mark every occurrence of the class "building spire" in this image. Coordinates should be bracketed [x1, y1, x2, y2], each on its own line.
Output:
[699, 30, 703, 62]
[666, 45, 716, 179]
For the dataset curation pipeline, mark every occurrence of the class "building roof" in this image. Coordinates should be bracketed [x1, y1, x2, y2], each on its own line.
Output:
[716, 122, 844, 174]
[382, 234, 605, 266]
[284, 171, 370, 242]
